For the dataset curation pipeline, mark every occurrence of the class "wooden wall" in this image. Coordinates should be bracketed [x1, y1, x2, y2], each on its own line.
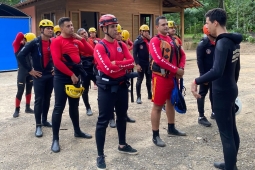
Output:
[66, 0, 162, 40]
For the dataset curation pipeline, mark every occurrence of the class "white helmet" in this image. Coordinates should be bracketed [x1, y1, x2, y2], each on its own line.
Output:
[235, 97, 242, 115]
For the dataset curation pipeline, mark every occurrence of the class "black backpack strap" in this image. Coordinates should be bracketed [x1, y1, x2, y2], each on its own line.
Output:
[99, 41, 110, 58]
[170, 36, 180, 65]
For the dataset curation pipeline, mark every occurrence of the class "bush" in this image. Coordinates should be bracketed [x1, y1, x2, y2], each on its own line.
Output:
[246, 36, 255, 43]
[242, 34, 250, 41]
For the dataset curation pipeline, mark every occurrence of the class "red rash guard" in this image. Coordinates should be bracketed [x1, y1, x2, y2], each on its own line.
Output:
[42, 40, 51, 68]
[94, 39, 134, 79]
[50, 36, 94, 77]
[12, 32, 24, 53]
[88, 37, 101, 48]
[149, 34, 186, 75]
[126, 39, 133, 51]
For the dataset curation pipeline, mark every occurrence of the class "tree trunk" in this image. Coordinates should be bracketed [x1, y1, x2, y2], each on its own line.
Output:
[218, 0, 224, 9]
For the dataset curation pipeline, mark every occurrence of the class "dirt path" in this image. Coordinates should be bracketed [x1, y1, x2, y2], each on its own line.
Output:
[0, 50, 254, 170]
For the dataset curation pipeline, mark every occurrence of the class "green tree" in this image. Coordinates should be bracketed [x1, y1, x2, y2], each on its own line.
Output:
[1, 0, 21, 6]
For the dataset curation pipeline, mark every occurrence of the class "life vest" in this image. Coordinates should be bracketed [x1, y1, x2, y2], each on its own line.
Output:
[150, 35, 173, 77]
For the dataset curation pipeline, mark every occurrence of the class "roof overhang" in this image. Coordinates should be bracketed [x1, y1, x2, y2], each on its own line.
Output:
[0, 3, 29, 16]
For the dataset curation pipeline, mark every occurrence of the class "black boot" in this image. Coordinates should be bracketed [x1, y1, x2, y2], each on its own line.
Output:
[148, 92, 152, 99]
[13, 107, 20, 118]
[51, 140, 60, 153]
[35, 125, 43, 137]
[74, 130, 92, 139]
[136, 97, 142, 104]
[25, 104, 34, 114]
[42, 121, 52, 127]
[127, 116, 136, 123]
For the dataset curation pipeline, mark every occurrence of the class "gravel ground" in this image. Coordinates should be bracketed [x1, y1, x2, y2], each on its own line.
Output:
[0, 48, 254, 170]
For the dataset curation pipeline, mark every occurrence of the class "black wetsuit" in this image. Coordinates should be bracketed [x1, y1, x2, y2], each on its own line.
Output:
[195, 33, 242, 170]
[196, 37, 215, 117]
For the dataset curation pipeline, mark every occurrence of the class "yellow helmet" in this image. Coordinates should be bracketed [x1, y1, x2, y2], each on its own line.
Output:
[168, 21, 176, 28]
[65, 85, 85, 98]
[39, 19, 54, 28]
[122, 30, 130, 41]
[54, 25, 61, 33]
[117, 24, 122, 33]
[88, 27, 96, 33]
[140, 24, 149, 31]
[24, 33, 36, 42]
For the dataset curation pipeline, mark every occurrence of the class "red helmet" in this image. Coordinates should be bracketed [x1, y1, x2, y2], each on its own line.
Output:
[99, 14, 118, 27]
[203, 24, 210, 35]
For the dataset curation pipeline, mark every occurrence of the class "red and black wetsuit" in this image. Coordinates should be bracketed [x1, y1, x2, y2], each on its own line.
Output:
[195, 33, 242, 170]
[17, 36, 54, 126]
[12, 32, 33, 114]
[50, 35, 93, 141]
[93, 39, 134, 156]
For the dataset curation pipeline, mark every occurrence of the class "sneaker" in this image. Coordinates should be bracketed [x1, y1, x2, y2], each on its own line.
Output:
[162, 105, 166, 112]
[213, 162, 225, 169]
[97, 155, 106, 170]
[198, 117, 212, 127]
[118, 144, 138, 155]
[109, 119, 116, 128]
[136, 97, 142, 104]
[86, 108, 93, 116]
[168, 128, 186, 136]
[210, 112, 215, 119]
[152, 136, 166, 147]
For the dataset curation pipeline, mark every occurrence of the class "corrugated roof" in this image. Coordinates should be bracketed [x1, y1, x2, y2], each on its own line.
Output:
[0, 3, 29, 16]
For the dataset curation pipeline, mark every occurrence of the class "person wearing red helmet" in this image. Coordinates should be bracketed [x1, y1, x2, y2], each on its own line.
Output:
[94, 14, 138, 170]
[196, 24, 216, 127]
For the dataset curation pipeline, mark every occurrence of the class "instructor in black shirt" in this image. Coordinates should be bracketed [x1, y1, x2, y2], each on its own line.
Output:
[191, 8, 242, 170]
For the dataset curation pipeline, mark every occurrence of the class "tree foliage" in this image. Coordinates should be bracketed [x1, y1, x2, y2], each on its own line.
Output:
[1, 0, 21, 5]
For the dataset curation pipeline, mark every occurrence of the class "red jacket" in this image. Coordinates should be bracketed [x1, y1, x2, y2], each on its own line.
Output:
[12, 32, 24, 54]
[94, 39, 134, 79]
[50, 36, 94, 76]
[88, 37, 101, 48]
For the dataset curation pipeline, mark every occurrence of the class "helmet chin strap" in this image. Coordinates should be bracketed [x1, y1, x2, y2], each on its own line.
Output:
[40, 27, 51, 38]
[105, 26, 115, 40]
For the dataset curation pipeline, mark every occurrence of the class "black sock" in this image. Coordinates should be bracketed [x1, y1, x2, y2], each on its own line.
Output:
[152, 130, 159, 139]
[168, 123, 175, 131]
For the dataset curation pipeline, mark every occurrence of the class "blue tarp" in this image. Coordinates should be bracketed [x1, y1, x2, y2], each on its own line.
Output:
[0, 17, 30, 71]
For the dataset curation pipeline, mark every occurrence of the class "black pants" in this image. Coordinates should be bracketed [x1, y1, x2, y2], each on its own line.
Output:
[51, 76, 82, 140]
[16, 67, 33, 106]
[197, 82, 213, 117]
[136, 65, 151, 98]
[82, 71, 96, 110]
[213, 90, 239, 170]
[33, 73, 53, 125]
[96, 83, 128, 156]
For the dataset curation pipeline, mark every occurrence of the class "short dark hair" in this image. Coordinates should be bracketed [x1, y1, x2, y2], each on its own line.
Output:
[205, 8, 227, 26]
[58, 17, 71, 27]
[155, 16, 166, 25]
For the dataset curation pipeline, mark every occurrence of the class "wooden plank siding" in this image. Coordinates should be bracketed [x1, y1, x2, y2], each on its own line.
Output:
[66, 0, 161, 41]
[34, 0, 66, 35]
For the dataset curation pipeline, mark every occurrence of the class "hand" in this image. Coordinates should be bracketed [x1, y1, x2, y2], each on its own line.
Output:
[176, 68, 184, 76]
[72, 33, 82, 40]
[29, 69, 42, 78]
[51, 69, 54, 76]
[71, 74, 79, 84]
[191, 80, 201, 99]
[176, 74, 182, 79]
[111, 61, 116, 65]
[136, 64, 142, 72]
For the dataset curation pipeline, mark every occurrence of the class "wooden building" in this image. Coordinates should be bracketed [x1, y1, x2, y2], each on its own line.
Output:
[15, 0, 202, 42]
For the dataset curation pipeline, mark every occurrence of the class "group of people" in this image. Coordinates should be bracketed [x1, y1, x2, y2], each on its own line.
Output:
[12, 7, 241, 170]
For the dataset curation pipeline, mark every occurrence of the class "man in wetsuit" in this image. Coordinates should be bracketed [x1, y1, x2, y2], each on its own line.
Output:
[191, 8, 242, 170]
[50, 17, 94, 153]
[12, 32, 35, 118]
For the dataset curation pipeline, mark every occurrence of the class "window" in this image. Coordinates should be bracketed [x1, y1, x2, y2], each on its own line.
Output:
[42, 12, 56, 25]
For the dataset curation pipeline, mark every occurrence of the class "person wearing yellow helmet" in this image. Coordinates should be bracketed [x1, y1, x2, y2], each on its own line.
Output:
[121, 29, 133, 51]
[50, 17, 94, 153]
[88, 27, 101, 48]
[12, 32, 36, 118]
[167, 21, 182, 46]
[53, 25, 61, 37]
[133, 24, 152, 105]
[115, 24, 122, 41]
[17, 19, 54, 137]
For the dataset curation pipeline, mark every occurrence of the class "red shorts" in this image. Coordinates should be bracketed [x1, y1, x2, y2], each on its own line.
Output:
[152, 73, 174, 105]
